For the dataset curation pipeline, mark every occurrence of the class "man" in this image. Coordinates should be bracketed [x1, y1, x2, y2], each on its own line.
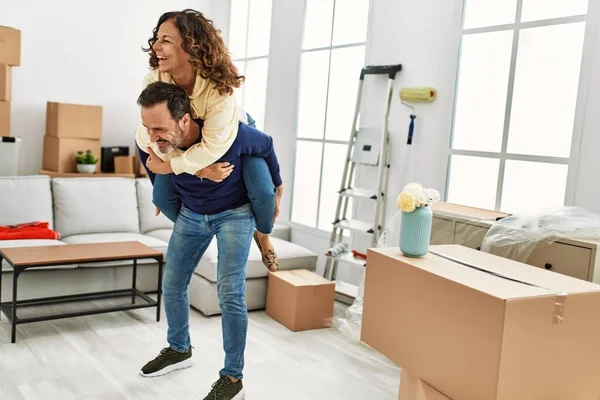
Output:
[136, 81, 282, 400]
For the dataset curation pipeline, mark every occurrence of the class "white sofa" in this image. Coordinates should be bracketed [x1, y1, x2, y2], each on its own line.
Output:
[0, 175, 317, 315]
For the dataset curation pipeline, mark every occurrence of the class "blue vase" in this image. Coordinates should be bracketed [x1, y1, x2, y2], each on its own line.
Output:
[400, 205, 433, 257]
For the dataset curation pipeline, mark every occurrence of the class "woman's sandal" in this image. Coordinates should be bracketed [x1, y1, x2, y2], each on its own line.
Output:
[253, 231, 279, 272]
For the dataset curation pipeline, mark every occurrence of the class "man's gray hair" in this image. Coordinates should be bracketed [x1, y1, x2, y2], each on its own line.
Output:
[137, 81, 191, 121]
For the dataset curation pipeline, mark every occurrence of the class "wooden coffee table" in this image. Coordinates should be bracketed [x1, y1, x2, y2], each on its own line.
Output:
[0, 241, 164, 343]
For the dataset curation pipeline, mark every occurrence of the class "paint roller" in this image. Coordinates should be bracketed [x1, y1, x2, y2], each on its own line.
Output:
[396, 87, 437, 193]
[399, 87, 436, 144]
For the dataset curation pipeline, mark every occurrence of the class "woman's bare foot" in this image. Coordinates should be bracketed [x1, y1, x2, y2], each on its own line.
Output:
[253, 231, 279, 272]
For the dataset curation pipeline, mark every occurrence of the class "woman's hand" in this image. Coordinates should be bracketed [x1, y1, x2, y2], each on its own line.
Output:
[146, 147, 174, 175]
[196, 162, 234, 182]
[274, 185, 283, 223]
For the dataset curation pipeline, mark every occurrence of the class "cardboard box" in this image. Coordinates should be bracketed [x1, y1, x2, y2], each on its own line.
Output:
[0, 101, 9, 136]
[399, 370, 450, 400]
[137, 157, 148, 177]
[0, 64, 10, 101]
[362, 245, 600, 400]
[266, 270, 335, 332]
[46, 102, 103, 139]
[43, 136, 101, 172]
[0, 26, 21, 66]
[114, 155, 134, 174]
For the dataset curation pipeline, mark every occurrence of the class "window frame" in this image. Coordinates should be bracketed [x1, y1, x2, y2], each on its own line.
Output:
[228, 0, 274, 129]
[289, 0, 371, 231]
[440, 0, 597, 212]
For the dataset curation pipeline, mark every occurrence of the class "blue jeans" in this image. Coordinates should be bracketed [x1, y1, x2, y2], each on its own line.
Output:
[162, 203, 255, 379]
[153, 156, 276, 234]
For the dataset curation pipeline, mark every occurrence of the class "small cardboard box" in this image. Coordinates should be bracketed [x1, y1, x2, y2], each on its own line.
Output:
[114, 155, 134, 174]
[0, 101, 10, 136]
[399, 370, 450, 400]
[46, 102, 103, 140]
[266, 270, 335, 332]
[0, 26, 21, 66]
[362, 245, 600, 400]
[0, 64, 10, 101]
[43, 136, 101, 172]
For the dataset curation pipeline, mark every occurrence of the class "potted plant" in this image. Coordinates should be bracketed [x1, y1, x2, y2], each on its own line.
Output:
[75, 150, 99, 174]
[397, 183, 440, 257]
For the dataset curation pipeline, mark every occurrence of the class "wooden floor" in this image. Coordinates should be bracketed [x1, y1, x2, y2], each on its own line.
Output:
[0, 300, 400, 400]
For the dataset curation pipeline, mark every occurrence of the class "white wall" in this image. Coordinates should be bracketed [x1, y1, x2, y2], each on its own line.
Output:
[357, 0, 464, 226]
[0, 0, 223, 175]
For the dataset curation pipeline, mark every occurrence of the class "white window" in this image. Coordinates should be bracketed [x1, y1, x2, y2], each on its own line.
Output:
[447, 0, 590, 214]
[291, 0, 370, 231]
[228, 0, 273, 130]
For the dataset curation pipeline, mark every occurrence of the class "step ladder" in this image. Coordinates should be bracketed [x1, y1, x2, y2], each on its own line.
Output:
[323, 64, 402, 304]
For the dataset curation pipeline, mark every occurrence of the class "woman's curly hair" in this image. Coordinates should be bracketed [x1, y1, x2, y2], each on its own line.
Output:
[144, 9, 244, 96]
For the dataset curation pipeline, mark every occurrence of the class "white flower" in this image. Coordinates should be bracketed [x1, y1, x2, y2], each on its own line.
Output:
[414, 189, 428, 206]
[403, 182, 423, 195]
[425, 188, 440, 203]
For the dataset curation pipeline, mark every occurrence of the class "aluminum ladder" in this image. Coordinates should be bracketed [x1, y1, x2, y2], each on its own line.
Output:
[323, 64, 402, 304]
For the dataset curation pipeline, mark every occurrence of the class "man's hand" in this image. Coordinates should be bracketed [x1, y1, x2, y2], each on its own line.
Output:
[274, 185, 283, 223]
[196, 162, 234, 182]
[146, 147, 174, 175]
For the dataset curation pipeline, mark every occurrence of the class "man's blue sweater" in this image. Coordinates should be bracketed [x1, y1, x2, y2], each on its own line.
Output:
[138, 120, 282, 215]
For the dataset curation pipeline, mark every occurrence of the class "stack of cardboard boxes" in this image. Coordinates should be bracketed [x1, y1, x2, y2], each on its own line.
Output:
[362, 245, 600, 399]
[42, 102, 103, 173]
[0, 26, 21, 137]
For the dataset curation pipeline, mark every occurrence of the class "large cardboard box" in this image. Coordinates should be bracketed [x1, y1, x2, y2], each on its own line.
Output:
[399, 370, 450, 400]
[266, 270, 335, 332]
[0, 101, 9, 136]
[0, 26, 21, 66]
[46, 102, 103, 139]
[362, 245, 600, 400]
[0, 64, 10, 101]
[43, 136, 101, 172]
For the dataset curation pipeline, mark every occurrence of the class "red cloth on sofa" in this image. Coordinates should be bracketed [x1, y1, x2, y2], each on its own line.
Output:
[0, 222, 61, 240]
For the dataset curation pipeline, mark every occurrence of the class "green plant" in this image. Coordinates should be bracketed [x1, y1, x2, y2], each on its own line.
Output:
[75, 150, 99, 165]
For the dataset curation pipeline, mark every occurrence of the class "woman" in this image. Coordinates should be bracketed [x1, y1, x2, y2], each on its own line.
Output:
[136, 9, 281, 271]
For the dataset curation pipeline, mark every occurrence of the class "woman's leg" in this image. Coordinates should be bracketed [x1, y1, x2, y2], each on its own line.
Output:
[152, 174, 182, 224]
[242, 156, 275, 234]
[241, 155, 279, 271]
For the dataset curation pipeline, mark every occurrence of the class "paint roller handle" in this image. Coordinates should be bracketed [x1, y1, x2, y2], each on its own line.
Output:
[407, 115, 416, 145]
[360, 64, 403, 80]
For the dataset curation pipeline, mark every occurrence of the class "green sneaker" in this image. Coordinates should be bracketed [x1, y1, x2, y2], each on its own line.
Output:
[140, 347, 193, 377]
[203, 375, 246, 400]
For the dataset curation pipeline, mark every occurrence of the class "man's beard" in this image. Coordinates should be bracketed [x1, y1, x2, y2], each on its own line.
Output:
[157, 126, 184, 154]
[158, 142, 175, 154]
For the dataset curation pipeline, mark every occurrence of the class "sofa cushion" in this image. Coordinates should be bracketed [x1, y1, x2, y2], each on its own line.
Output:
[0, 175, 54, 228]
[136, 178, 174, 233]
[53, 178, 140, 238]
[61, 233, 167, 267]
[0, 239, 76, 271]
[145, 229, 172, 243]
[271, 224, 291, 241]
[194, 237, 318, 283]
